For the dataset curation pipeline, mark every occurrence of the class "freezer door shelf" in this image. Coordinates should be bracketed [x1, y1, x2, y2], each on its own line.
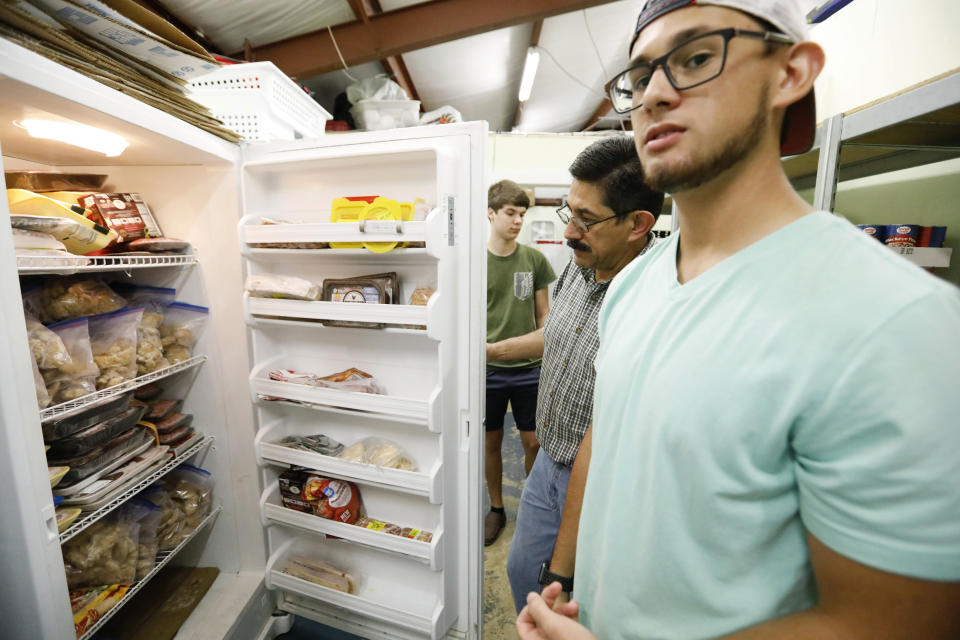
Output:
[251, 374, 437, 425]
[266, 535, 444, 640]
[245, 295, 439, 340]
[239, 206, 449, 259]
[260, 484, 442, 569]
[256, 432, 443, 503]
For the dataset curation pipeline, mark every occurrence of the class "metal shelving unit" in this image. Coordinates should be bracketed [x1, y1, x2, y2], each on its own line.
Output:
[60, 435, 214, 544]
[784, 69, 960, 196]
[76, 505, 223, 640]
[781, 69, 959, 273]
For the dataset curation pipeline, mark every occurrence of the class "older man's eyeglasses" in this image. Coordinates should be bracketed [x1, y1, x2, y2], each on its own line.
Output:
[556, 203, 619, 234]
[607, 27, 794, 114]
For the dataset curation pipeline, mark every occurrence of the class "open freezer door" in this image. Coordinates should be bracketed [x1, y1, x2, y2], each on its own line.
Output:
[237, 122, 487, 639]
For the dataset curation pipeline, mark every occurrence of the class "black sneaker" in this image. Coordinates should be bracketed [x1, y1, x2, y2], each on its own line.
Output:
[484, 509, 506, 546]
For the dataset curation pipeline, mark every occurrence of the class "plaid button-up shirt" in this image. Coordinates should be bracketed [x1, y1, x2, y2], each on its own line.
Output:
[535, 235, 656, 466]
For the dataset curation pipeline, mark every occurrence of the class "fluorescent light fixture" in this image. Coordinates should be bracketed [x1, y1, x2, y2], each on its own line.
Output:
[15, 119, 129, 157]
[518, 46, 541, 103]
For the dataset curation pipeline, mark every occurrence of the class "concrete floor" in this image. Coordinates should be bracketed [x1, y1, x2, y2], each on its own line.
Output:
[482, 412, 527, 640]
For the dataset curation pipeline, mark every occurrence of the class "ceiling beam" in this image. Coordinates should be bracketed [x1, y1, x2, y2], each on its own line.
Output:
[238, 0, 620, 79]
[345, 0, 369, 23]
[361, 0, 420, 102]
[513, 19, 544, 130]
[382, 55, 420, 102]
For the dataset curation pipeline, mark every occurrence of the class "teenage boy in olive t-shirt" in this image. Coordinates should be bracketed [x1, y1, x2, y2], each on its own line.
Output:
[485, 179, 556, 546]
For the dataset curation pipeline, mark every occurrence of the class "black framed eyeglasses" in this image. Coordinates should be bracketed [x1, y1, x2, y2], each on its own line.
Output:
[556, 203, 619, 234]
[607, 28, 794, 114]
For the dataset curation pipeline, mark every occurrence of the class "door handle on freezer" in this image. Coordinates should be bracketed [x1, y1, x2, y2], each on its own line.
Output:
[41, 502, 58, 543]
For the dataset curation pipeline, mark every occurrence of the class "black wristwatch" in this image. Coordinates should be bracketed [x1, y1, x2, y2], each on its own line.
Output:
[538, 562, 573, 592]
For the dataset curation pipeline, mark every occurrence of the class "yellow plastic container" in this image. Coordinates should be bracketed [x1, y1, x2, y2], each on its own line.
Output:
[361, 197, 403, 253]
[330, 196, 422, 252]
[6, 189, 116, 253]
[329, 197, 371, 249]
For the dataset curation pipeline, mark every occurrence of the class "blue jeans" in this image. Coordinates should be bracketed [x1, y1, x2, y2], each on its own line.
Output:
[506, 449, 572, 614]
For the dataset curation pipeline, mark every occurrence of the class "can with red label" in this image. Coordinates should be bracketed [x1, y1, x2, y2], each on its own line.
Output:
[883, 224, 920, 247]
[856, 224, 885, 242]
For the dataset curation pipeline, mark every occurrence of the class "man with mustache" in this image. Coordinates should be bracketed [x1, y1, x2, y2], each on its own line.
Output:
[519, 1, 960, 639]
[484, 179, 556, 546]
[486, 136, 663, 613]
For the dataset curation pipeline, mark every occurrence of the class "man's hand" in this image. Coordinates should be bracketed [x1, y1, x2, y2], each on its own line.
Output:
[486, 342, 498, 362]
[517, 582, 591, 640]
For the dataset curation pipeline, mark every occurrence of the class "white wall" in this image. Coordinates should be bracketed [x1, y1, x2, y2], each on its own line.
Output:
[811, 0, 960, 120]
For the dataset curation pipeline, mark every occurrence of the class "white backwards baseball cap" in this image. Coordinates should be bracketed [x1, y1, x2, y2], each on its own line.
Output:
[631, 0, 816, 156]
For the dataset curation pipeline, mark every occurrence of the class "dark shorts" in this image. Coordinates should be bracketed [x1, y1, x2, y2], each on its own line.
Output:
[485, 366, 540, 432]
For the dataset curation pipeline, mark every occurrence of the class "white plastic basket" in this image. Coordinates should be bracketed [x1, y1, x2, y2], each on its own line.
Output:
[188, 61, 332, 142]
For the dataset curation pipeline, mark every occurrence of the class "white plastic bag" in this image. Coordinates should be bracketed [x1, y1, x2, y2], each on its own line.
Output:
[346, 75, 409, 104]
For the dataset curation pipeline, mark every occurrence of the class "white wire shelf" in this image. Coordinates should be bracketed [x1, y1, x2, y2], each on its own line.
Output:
[77, 505, 222, 640]
[887, 246, 952, 268]
[59, 436, 214, 544]
[17, 252, 197, 274]
[39, 355, 207, 423]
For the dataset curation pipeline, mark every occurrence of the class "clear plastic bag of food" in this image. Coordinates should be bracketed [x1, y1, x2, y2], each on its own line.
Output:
[409, 281, 436, 306]
[31, 350, 50, 409]
[25, 311, 71, 369]
[245, 274, 321, 300]
[160, 302, 208, 365]
[139, 484, 184, 552]
[35, 277, 127, 323]
[276, 434, 344, 456]
[88, 307, 143, 390]
[338, 437, 417, 471]
[61, 514, 140, 589]
[42, 318, 99, 405]
[112, 286, 175, 376]
[281, 555, 357, 594]
[123, 497, 162, 580]
[267, 367, 386, 395]
[164, 464, 214, 538]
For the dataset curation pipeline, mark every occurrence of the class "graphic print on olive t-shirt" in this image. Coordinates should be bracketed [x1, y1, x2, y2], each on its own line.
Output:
[514, 272, 533, 300]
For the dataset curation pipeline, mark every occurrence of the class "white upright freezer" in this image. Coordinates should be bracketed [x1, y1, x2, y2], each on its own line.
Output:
[0, 38, 488, 640]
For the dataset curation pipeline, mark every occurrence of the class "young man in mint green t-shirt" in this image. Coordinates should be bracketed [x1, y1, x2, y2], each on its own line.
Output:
[484, 179, 556, 546]
[520, 2, 960, 640]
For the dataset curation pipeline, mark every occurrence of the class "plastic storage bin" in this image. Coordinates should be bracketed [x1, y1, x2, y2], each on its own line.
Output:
[187, 61, 332, 142]
[351, 99, 421, 131]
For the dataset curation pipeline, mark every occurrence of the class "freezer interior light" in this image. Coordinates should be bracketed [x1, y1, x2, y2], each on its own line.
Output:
[518, 46, 541, 103]
[15, 119, 129, 157]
